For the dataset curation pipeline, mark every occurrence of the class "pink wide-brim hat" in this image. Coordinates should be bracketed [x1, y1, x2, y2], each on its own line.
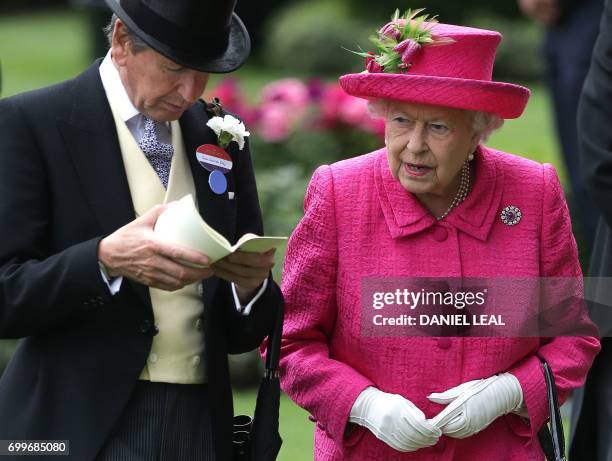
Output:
[339, 22, 531, 119]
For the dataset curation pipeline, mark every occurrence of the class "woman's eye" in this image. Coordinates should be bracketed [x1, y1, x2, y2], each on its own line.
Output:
[429, 123, 449, 134]
[392, 116, 412, 124]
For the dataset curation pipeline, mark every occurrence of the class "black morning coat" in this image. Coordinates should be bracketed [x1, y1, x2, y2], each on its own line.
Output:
[0, 59, 282, 461]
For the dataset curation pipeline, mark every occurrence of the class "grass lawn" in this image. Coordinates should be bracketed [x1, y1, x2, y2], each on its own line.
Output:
[0, 8, 569, 461]
[234, 389, 314, 460]
[0, 10, 89, 97]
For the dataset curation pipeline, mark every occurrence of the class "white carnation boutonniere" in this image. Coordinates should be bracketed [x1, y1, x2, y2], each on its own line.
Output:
[206, 114, 250, 150]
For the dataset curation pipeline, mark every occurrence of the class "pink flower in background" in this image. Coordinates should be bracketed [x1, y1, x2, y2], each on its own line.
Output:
[208, 78, 243, 113]
[339, 93, 385, 137]
[260, 79, 310, 110]
[338, 95, 370, 126]
[205, 77, 384, 143]
[317, 83, 385, 139]
[319, 84, 346, 128]
[256, 79, 311, 142]
[318, 85, 365, 125]
[206, 78, 259, 126]
[258, 104, 295, 142]
[306, 78, 325, 102]
[361, 114, 386, 138]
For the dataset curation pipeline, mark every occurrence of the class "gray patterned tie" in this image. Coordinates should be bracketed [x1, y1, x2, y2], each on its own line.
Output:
[137, 116, 173, 188]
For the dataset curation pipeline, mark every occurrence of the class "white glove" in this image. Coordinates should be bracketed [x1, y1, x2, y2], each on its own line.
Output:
[349, 386, 442, 452]
[427, 373, 524, 439]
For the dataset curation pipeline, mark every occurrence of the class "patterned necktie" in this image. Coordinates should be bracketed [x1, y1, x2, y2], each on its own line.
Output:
[137, 116, 174, 188]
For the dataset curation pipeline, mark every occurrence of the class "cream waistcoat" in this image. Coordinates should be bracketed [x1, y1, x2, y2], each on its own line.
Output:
[108, 103, 206, 384]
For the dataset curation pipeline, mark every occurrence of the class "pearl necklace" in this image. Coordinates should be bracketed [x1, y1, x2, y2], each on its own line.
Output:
[436, 161, 471, 221]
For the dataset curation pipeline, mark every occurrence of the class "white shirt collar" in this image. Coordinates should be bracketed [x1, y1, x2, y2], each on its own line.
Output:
[99, 50, 140, 123]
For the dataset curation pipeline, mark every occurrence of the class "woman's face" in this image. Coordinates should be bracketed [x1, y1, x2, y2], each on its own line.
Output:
[384, 101, 479, 200]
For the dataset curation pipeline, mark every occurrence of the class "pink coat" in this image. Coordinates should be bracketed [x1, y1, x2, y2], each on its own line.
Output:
[278, 146, 600, 460]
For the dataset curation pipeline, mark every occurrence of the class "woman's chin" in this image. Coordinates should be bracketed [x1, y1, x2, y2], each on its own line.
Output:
[398, 174, 434, 195]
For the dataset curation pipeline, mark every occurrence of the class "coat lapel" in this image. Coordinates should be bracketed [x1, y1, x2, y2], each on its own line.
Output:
[58, 60, 135, 236]
[180, 103, 235, 306]
[57, 60, 151, 308]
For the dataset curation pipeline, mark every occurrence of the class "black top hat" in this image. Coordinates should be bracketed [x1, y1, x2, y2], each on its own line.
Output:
[104, 0, 251, 73]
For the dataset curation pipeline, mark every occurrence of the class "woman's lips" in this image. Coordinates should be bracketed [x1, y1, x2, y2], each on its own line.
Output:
[403, 162, 433, 177]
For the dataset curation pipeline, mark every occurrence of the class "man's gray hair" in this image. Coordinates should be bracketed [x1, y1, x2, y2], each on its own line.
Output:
[104, 13, 149, 53]
[367, 98, 504, 144]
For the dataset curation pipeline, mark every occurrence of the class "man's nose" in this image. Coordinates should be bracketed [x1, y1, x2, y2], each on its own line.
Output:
[178, 71, 209, 104]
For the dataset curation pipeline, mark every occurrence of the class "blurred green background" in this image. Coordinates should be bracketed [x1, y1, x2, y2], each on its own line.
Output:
[0, 2, 571, 460]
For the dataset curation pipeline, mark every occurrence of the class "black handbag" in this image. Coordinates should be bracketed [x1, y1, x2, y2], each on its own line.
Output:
[233, 300, 284, 461]
[537, 358, 567, 461]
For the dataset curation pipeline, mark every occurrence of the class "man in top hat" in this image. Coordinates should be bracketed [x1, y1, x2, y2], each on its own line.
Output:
[0, 0, 282, 459]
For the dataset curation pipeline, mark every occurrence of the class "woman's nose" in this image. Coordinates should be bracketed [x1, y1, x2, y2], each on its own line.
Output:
[405, 124, 427, 154]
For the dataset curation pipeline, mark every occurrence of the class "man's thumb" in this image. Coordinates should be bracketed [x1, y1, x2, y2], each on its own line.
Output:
[138, 204, 169, 226]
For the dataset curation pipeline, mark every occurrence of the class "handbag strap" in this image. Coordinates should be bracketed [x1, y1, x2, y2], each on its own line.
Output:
[263, 297, 284, 378]
[539, 358, 567, 461]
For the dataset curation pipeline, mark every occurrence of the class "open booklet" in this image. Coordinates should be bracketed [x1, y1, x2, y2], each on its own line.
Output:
[154, 194, 287, 264]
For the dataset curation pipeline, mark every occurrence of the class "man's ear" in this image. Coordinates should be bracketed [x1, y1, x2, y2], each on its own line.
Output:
[111, 19, 130, 66]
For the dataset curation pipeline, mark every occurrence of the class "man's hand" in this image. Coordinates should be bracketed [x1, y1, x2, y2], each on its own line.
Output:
[212, 249, 275, 303]
[98, 204, 213, 291]
[518, 0, 560, 26]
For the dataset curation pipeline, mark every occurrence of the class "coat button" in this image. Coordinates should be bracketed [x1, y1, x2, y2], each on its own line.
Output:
[197, 283, 204, 296]
[196, 318, 203, 331]
[433, 226, 448, 242]
[139, 320, 151, 334]
[149, 353, 158, 363]
[140, 320, 158, 336]
[437, 338, 452, 349]
[192, 355, 201, 366]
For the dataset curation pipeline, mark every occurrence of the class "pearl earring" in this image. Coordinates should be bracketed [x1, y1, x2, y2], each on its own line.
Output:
[468, 153, 474, 161]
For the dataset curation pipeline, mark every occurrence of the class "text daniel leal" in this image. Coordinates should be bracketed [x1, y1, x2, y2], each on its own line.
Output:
[372, 314, 505, 326]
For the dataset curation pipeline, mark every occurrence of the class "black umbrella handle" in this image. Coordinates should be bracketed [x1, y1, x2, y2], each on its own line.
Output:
[264, 298, 284, 378]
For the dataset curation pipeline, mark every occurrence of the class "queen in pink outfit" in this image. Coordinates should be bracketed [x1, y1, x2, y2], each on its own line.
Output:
[278, 10, 600, 461]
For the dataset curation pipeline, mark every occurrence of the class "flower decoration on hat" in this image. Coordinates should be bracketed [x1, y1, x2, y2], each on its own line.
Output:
[206, 114, 250, 150]
[351, 9, 454, 74]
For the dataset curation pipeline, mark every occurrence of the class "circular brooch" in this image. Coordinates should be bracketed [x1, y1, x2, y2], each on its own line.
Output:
[501, 205, 522, 226]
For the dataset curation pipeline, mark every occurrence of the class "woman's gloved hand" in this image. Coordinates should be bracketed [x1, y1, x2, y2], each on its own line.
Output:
[427, 373, 524, 439]
[349, 386, 442, 452]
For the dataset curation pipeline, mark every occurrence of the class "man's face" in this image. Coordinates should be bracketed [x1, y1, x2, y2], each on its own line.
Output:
[112, 20, 210, 122]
